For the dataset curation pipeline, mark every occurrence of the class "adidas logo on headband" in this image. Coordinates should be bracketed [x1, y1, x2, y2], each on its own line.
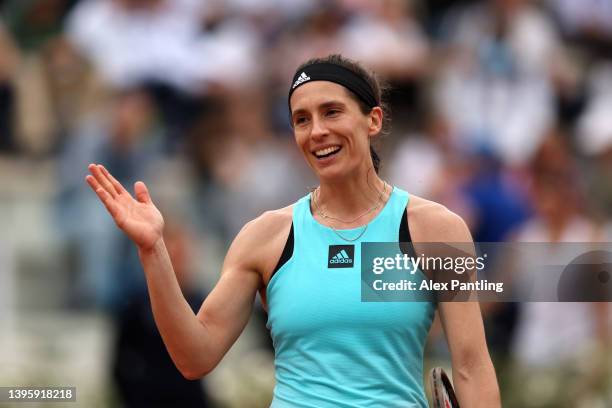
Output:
[292, 72, 311, 89]
[288, 62, 377, 108]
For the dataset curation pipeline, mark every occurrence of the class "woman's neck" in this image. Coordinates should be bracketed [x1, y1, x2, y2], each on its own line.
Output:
[314, 166, 390, 227]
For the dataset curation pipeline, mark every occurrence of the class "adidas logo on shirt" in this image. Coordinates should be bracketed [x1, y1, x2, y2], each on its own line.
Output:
[331, 250, 351, 263]
[292, 72, 311, 89]
[328, 245, 354, 268]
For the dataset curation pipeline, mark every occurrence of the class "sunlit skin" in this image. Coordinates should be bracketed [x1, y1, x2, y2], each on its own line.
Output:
[290, 81, 386, 227]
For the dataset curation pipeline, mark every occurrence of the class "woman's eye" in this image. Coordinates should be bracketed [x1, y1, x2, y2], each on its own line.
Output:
[294, 116, 307, 126]
[326, 109, 340, 117]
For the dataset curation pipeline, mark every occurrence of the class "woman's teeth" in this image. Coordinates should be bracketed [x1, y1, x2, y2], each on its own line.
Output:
[315, 146, 341, 158]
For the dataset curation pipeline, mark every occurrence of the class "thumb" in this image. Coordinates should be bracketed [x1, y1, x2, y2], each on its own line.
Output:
[134, 181, 152, 204]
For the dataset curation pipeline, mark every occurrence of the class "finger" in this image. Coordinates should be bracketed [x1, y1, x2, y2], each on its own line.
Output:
[88, 163, 117, 199]
[134, 181, 152, 204]
[85, 174, 105, 196]
[95, 164, 120, 197]
[100, 164, 127, 196]
[87, 176, 119, 218]
[86, 167, 111, 198]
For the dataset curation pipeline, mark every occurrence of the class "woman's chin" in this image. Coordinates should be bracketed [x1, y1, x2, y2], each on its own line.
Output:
[314, 164, 357, 183]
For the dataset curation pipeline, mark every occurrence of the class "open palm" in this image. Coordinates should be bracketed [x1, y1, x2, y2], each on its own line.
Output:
[86, 164, 164, 250]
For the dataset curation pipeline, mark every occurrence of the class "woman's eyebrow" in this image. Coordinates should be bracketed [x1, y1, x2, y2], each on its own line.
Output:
[319, 100, 346, 109]
[291, 100, 346, 117]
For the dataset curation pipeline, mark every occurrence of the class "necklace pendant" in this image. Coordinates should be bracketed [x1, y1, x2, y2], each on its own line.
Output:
[332, 223, 368, 242]
[311, 181, 388, 242]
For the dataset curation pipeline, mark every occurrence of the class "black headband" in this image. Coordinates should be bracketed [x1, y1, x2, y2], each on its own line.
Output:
[288, 62, 378, 111]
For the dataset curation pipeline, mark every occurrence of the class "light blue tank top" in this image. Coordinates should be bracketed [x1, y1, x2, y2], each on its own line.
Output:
[266, 187, 436, 407]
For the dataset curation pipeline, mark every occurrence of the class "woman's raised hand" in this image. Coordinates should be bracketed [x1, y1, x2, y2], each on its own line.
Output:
[85, 164, 164, 251]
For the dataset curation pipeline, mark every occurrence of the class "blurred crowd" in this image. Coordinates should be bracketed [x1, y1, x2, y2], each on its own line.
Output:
[1, 0, 611, 407]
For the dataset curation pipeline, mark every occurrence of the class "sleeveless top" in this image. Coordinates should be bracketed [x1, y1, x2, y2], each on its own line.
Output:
[266, 186, 436, 407]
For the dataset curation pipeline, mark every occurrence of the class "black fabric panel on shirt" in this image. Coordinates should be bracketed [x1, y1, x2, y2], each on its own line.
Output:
[271, 223, 294, 279]
[399, 206, 438, 305]
[399, 207, 416, 257]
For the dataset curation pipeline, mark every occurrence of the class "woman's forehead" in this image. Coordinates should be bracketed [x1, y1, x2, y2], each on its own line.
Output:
[289, 81, 353, 111]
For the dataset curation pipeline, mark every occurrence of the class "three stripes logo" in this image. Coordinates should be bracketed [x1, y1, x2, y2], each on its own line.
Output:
[292, 72, 311, 89]
[328, 245, 354, 268]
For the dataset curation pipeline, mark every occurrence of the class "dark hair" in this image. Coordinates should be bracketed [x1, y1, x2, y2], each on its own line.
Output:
[292, 54, 390, 174]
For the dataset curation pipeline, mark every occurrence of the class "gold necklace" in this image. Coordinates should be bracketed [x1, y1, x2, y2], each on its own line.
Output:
[311, 181, 388, 242]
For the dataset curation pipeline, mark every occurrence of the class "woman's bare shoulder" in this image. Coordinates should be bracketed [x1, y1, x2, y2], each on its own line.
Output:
[406, 194, 471, 242]
[234, 205, 293, 251]
[230, 204, 294, 275]
[245, 205, 294, 236]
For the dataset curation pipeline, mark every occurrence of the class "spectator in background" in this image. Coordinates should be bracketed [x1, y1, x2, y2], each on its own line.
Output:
[112, 219, 210, 408]
[458, 147, 530, 369]
[40, 35, 108, 151]
[2, 0, 84, 155]
[56, 87, 162, 309]
[578, 62, 612, 222]
[509, 134, 611, 406]
[64, 0, 262, 152]
[388, 108, 530, 241]
[338, 0, 429, 127]
[386, 119, 447, 200]
[386, 112, 477, 226]
[65, 0, 207, 92]
[433, 0, 560, 166]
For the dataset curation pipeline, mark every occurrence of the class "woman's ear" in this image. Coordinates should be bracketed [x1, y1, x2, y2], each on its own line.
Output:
[368, 107, 383, 137]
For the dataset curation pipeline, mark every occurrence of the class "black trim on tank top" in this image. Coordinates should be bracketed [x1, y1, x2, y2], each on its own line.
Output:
[399, 207, 416, 258]
[270, 223, 294, 279]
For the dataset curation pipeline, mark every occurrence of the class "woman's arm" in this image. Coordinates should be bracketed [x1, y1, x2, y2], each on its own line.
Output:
[85, 164, 275, 379]
[438, 302, 500, 407]
[138, 234, 261, 379]
[408, 197, 501, 407]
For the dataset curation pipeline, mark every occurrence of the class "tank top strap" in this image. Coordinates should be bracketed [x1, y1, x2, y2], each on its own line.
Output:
[387, 186, 410, 225]
[291, 193, 312, 240]
[364, 186, 409, 242]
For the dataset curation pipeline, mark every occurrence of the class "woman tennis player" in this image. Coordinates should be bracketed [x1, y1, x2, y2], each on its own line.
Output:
[86, 54, 500, 407]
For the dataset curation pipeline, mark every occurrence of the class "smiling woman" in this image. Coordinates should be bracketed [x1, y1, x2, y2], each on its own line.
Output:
[289, 55, 389, 177]
[291, 80, 379, 182]
[85, 54, 500, 407]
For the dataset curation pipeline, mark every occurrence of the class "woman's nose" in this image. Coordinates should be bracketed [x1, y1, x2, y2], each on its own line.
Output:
[310, 116, 329, 140]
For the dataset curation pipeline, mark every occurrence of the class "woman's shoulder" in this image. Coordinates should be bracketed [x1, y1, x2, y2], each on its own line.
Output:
[234, 205, 294, 252]
[233, 205, 294, 278]
[406, 194, 471, 242]
[248, 205, 294, 233]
